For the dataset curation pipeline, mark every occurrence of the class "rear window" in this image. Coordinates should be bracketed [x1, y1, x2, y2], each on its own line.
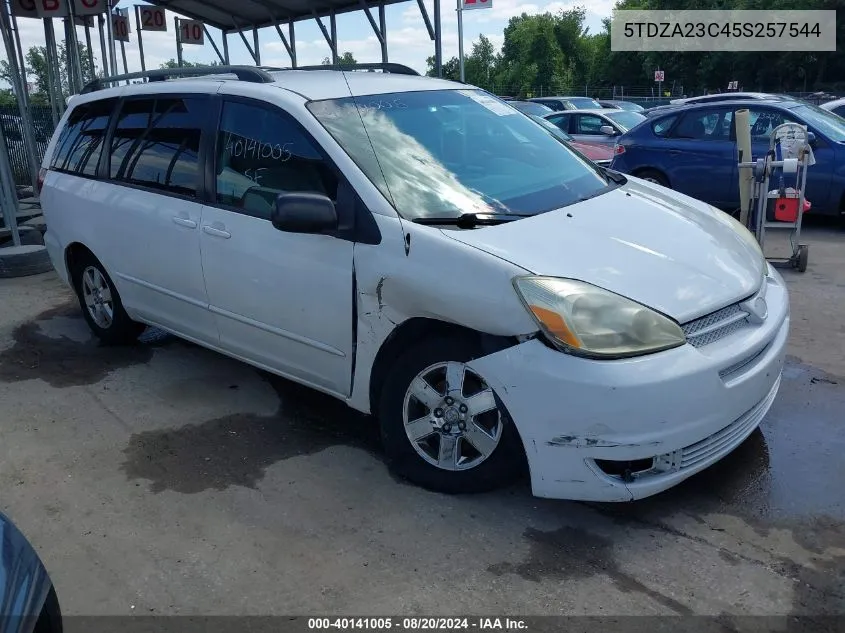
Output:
[51, 99, 116, 176]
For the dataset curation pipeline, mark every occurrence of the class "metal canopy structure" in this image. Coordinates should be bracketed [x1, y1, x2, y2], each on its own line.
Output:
[145, 0, 443, 72]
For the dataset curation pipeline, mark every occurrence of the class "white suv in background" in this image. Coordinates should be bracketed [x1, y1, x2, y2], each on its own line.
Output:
[39, 65, 789, 502]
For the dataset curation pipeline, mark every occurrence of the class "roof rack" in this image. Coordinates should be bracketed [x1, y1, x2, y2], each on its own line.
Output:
[291, 62, 419, 76]
[81, 65, 276, 94]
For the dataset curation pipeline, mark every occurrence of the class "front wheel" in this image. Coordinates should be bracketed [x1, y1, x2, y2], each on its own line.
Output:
[636, 169, 669, 188]
[378, 336, 525, 494]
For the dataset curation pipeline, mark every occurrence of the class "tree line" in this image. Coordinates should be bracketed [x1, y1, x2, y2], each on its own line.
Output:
[427, 1, 845, 98]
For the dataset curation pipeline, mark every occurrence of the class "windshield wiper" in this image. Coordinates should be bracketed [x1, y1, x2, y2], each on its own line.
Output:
[412, 213, 530, 228]
[599, 165, 627, 185]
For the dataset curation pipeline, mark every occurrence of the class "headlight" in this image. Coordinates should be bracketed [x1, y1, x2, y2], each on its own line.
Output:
[513, 276, 686, 359]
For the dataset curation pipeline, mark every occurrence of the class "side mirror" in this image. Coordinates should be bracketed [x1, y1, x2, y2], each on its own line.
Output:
[271, 192, 338, 234]
[600, 125, 617, 136]
[807, 131, 817, 147]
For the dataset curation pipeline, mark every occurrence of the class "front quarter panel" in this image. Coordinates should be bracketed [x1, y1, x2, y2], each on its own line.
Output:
[348, 216, 539, 413]
[0, 513, 52, 633]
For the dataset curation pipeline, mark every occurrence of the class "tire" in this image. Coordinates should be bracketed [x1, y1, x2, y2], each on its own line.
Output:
[0, 225, 44, 247]
[70, 250, 145, 345]
[636, 169, 669, 188]
[0, 244, 53, 278]
[796, 244, 809, 273]
[378, 335, 526, 494]
[33, 585, 62, 633]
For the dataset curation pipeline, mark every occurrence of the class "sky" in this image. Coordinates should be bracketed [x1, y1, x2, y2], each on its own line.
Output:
[1, 0, 613, 84]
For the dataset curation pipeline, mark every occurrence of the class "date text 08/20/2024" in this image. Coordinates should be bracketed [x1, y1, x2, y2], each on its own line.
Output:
[307, 618, 528, 631]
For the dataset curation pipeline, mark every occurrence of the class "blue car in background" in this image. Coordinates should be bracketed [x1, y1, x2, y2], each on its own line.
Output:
[0, 512, 62, 633]
[610, 99, 845, 221]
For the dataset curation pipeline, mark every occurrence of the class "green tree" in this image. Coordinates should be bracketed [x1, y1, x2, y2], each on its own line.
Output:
[321, 52, 358, 67]
[0, 42, 96, 102]
[159, 59, 222, 69]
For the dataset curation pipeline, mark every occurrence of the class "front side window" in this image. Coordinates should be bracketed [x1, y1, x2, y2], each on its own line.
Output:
[746, 108, 797, 140]
[51, 99, 115, 176]
[109, 97, 209, 197]
[790, 104, 845, 142]
[215, 101, 338, 219]
[575, 114, 606, 134]
[308, 89, 611, 221]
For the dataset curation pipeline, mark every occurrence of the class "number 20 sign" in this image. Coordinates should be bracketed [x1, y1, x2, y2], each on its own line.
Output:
[179, 19, 204, 45]
[462, 0, 492, 10]
[138, 5, 166, 31]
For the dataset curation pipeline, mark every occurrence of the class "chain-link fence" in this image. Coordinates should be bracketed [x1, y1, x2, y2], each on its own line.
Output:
[0, 105, 57, 188]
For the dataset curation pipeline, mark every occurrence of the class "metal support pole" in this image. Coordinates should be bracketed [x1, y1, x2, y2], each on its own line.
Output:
[44, 19, 62, 123]
[222, 30, 230, 64]
[289, 21, 296, 67]
[379, 4, 387, 63]
[203, 26, 226, 64]
[176, 18, 184, 67]
[416, 0, 435, 40]
[105, 8, 118, 76]
[0, 0, 39, 196]
[135, 5, 146, 72]
[66, 0, 84, 93]
[457, 0, 464, 82]
[434, 0, 442, 77]
[84, 19, 95, 82]
[252, 27, 260, 65]
[119, 39, 128, 78]
[11, 14, 30, 103]
[273, 20, 294, 66]
[0, 122, 23, 246]
[97, 14, 109, 78]
[330, 10, 337, 64]
[234, 24, 257, 63]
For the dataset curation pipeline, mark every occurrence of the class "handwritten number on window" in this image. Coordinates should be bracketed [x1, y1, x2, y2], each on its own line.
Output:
[224, 133, 293, 163]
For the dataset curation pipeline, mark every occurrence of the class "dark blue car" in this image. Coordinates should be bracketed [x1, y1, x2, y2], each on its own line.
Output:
[610, 99, 845, 221]
[1, 512, 62, 633]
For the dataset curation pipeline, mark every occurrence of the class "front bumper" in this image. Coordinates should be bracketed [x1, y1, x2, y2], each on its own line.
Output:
[468, 267, 789, 502]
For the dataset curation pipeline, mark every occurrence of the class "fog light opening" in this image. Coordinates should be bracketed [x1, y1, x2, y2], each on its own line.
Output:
[595, 458, 655, 483]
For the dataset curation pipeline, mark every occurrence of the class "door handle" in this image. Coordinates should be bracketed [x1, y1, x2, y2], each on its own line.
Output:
[202, 224, 231, 239]
[172, 216, 197, 229]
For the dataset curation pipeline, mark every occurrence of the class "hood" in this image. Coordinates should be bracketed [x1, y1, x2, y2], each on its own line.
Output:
[569, 140, 614, 161]
[443, 178, 765, 324]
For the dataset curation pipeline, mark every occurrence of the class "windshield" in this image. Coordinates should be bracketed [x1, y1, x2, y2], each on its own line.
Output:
[604, 110, 647, 130]
[308, 89, 611, 221]
[568, 97, 602, 109]
[511, 101, 554, 116]
[617, 102, 645, 112]
[791, 104, 845, 142]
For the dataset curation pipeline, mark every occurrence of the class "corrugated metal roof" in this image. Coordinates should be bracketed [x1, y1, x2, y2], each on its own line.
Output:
[146, 0, 407, 32]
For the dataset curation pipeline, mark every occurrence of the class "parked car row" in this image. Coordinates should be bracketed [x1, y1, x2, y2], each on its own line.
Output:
[609, 97, 845, 221]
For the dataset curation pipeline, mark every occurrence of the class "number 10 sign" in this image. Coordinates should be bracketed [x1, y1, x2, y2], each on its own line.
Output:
[462, 0, 492, 10]
[179, 19, 204, 45]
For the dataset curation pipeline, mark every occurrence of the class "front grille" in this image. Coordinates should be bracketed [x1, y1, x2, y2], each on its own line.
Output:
[682, 302, 750, 347]
[679, 375, 780, 470]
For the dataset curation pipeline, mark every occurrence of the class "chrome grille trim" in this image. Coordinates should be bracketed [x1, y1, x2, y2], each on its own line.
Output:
[682, 302, 750, 348]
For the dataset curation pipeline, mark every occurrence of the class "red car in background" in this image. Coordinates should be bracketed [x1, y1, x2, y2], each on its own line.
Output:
[506, 100, 615, 166]
[529, 114, 614, 166]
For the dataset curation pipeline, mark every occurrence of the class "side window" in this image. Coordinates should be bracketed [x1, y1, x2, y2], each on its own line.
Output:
[109, 96, 210, 197]
[546, 114, 569, 132]
[747, 108, 796, 140]
[652, 115, 679, 137]
[833, 105, 845, 118]
[51, 99, 114, 176]
[215, 101, 338, 219]
[576, 114, 605, 134]
[671, 109, 732, 140]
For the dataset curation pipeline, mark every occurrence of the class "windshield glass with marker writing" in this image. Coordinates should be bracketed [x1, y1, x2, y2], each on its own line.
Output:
[307, 89, 612, 221]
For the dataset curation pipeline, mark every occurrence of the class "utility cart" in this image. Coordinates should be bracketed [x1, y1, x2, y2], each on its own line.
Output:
[737, 122, 813, 272]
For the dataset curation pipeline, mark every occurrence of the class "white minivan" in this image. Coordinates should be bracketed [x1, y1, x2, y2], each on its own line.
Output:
[39, 65, 789, 502]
